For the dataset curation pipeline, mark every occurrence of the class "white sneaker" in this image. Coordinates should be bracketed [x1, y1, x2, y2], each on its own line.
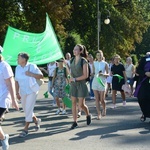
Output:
[35, 118, 41, 131]
[52, 103, 57, 107]
[55, 108, 62, 115]
[77, 112, 81, 118]
[1, 134, 9, 150]
[90, 97, 95, 99]
[61, 110, 67, 115]
[123, 101, 126, 106]
[111, 104, 116, 109]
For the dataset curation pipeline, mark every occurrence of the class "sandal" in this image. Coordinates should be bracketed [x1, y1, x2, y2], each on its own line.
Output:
[19, 130, 28, 138]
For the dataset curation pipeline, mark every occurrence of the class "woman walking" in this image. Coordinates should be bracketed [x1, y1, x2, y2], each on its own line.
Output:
[15, 52, 43, 137]
[51, 58, 69, 115]
[111, 54, 127, 108]
[92, 50, 109, 120]
[69, 44, 92, 129]
[0, 52, 19, 150]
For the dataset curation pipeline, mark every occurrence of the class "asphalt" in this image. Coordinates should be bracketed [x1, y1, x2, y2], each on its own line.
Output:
[1, 82, 150, 150]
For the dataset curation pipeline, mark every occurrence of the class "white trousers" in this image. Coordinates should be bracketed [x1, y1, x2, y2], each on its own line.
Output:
[21, 92, 38, 122]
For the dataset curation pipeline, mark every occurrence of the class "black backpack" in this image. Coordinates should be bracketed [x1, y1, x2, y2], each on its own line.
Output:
[70, 57, 91, 82]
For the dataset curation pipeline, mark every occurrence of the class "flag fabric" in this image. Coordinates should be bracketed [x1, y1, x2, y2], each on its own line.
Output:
[2, 13, 64, 66]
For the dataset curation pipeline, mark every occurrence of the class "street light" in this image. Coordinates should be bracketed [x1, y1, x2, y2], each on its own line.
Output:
[97, 0, 110, 50]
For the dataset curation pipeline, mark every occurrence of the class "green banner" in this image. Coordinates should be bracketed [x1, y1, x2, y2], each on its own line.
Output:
[2, 13, 64, 66]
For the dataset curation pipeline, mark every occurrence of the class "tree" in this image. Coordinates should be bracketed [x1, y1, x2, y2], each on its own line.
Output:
[134, 27, 150, 58]
[0, 0, 72, 50]
[65, 0, 150, 58]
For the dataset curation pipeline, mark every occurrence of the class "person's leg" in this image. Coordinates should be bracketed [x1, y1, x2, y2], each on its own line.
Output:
[0, 108, 9, 149]
[78, 97, 91, 125]
[48, 81, 56, 105]
[55, 97, 62, 114]
[55, 97, 60, 108]
[71, 96, 77, 122]
[90, 78, 94, 98]
[93, 90, 101, 119]
[70, 96, 78, 129]
[24, 93, 38, 131]
[78, 98, 89, 116]
[120, 91, 126, 105]
[0, 108, 7, 140]
[61, 102, 67, 115]
[99, 91, 106, 116]
[105, 83, 110, 97]
[112, 90, 117, 108]
[77, 103, 82, 118]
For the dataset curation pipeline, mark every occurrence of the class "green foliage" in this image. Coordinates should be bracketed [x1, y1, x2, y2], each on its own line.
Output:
[0, 0, 150, 60]
[0, 0, 71, 46]
[66, 0, 150, 58]
[134, 27, 150, 59]
[63, 32, 82, 56]
[131, 54, 138, 66]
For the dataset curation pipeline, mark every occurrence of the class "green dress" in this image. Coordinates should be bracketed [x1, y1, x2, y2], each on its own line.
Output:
[70, 57, 89, 98]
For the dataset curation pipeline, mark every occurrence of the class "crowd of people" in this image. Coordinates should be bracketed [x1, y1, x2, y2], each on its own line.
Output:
[0, 44, 150, 150]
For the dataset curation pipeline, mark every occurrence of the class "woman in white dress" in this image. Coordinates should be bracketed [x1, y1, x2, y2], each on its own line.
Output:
[92, 50, 109, 120]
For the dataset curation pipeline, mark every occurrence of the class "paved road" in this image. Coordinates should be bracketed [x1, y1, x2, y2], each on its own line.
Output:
[1, 83, 150, 150]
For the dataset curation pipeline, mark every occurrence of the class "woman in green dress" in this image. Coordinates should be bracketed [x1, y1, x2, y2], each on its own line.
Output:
[69, 44, 92, 129]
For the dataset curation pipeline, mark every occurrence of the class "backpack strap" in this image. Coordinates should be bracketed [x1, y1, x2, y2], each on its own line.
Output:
[64, 67, 67, 78]
[70, 57, 75, 64]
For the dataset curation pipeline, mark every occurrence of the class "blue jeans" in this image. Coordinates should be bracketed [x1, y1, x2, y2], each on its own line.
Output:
[90, 77, 94, 97]
[48, 80, 56, 103]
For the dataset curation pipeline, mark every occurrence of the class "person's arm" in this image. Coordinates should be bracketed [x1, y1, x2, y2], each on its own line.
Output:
[5, 77, 19, 110]
[26, 64, 43, 79]
[29, 72, 43, 79]
[91, 63, 95, 77]
[123, 71, 127, 82]
[39, 67, 48, 74]
[15, 81, 21, 100]
[131, 65, 135, 78]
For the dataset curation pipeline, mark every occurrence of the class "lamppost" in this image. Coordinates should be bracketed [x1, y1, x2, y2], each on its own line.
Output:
[97, 0, 110, 50]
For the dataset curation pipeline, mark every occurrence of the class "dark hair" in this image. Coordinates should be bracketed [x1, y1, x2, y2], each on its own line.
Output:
[18, 52, 29, 61]
[57, 58, 64, 62]
[76, 44, 88, 59]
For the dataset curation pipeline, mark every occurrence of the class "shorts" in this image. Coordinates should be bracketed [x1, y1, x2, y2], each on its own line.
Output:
[92, 76, 107, 91]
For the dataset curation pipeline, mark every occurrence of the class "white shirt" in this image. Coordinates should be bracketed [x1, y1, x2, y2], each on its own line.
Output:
[47, 63, 57, 77]
[65, 60, 71, 68]
[94, 60, 107, 75]
[89, 62, 94, 74]
[15, 63, 43, 95]
[125, 64, 134, 78]
[0, 61, 14, 108]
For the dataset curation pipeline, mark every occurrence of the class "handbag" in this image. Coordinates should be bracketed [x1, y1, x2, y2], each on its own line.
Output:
[36, 79, 44, 86]
[28, 64, 44, 86]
